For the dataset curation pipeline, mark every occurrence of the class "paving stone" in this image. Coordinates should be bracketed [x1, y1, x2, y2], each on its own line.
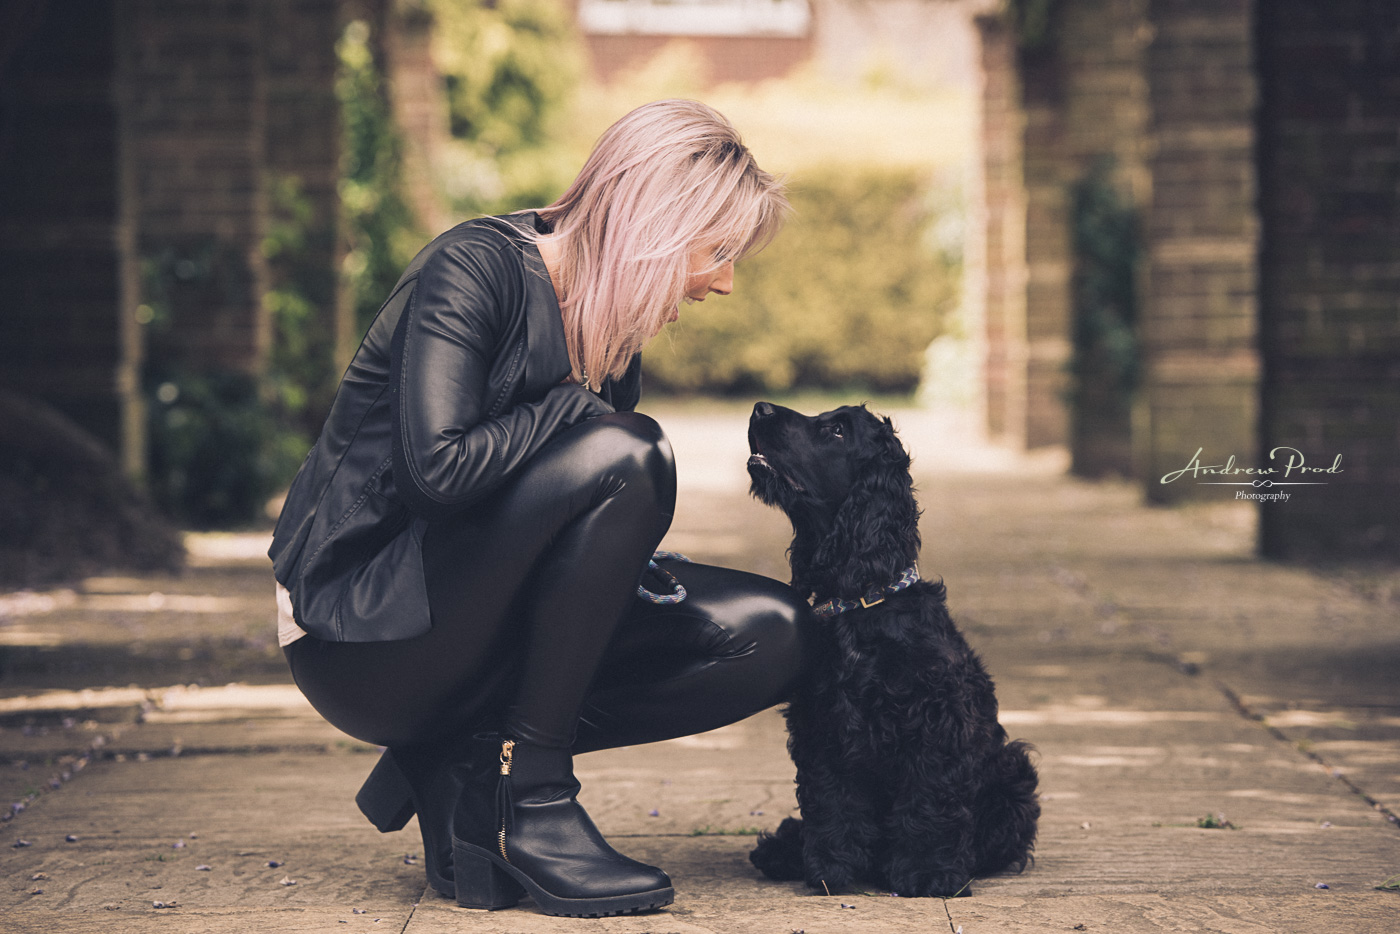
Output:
[2, 406, 1399, 931]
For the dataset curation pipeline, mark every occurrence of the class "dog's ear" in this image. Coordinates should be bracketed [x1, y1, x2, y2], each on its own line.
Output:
[813, 413, 922, 597]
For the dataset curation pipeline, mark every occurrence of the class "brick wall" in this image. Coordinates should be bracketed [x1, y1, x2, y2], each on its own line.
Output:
[1058, 0, 1150, 476]
[975, 15, 1028, 446]
[381, 0, 449, 238]
[1017, 35, 1073, 451]
[0, 1, 135, 459]
[127, 0, 345, 380]
[976, 0, 1150, 459]
[1256, 1, 1400, 558]
[263, 0, 348, 418]
[1, 0, 346, 475]
[124, 0, 271, 375]
[1140, 0, 1260, 504]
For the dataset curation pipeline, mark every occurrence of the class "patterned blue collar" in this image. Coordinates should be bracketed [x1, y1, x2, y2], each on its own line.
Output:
[811, 564, 921, 619]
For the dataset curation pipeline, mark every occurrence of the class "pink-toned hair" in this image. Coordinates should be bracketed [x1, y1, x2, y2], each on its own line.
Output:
[528, 99, 788, 389]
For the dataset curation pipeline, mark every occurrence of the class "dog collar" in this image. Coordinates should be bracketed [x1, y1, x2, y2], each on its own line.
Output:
[810, 564, 920, 619]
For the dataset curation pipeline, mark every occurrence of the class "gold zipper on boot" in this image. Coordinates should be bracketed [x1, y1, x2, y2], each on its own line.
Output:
[498, 740, 514, 862]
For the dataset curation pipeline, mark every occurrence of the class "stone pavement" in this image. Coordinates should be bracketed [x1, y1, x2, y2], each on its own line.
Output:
[2, 403, 1398, 933]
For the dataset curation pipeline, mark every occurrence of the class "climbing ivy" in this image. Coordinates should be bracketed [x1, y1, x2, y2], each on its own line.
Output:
[1005, 0, 1062, 49]
[140, 241, 307, 528]
[338, 18, 425, 337]
[1069, 157, 1140, 467]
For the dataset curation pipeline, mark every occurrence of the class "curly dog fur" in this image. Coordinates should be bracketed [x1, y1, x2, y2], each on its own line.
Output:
[745, 402, 1039, 897]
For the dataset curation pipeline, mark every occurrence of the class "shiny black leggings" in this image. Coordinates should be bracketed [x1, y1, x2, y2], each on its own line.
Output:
[285, 412, 810, 753]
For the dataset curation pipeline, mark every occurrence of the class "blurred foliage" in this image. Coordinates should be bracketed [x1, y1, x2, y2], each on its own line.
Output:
[264, 173, 339, 435]
[339, 18, 425, 336]
[643, 167, 958, 395]
[571, 48, 973, 175]
[135, 15, 427, 528]
[338, 1, 575, 327]
[1069, 157, 1140, 413]
[431, 0, 576, 154]
[263, 174, 316, 422]
[140, 241, 308, 528]
[145, 370, 308, 529]
[428, 0, 582, 214]
[1005, 0, 1062, 49]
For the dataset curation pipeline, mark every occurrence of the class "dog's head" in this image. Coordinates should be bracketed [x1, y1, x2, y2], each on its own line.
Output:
[747, 401, 921, 599]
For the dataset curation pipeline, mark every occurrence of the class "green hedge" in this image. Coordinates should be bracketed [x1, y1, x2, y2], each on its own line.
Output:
[145, 370, 307, 529]
[643, 167, 957, 395]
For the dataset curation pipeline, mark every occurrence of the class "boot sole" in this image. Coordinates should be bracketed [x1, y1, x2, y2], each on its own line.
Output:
[452, 838, 674, 917]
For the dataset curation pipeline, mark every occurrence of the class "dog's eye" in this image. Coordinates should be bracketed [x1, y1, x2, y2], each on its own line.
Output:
[823, 423, 844, 440]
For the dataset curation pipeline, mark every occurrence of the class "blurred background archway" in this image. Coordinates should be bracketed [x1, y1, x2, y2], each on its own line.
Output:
[2, 0, 1397, 583]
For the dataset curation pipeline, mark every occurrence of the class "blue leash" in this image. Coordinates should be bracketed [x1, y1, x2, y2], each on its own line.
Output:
[636, 551, 691, 604]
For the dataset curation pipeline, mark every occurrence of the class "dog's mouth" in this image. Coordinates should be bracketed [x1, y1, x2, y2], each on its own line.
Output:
[747, 448, 804, 492]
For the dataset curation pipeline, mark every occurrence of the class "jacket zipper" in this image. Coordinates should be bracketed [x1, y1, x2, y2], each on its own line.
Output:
[498, 739, 514, 862]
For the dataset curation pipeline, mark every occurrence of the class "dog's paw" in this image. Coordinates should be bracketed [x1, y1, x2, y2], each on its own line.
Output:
[803, 870, 856, 895]
[887, 868, 974, 899]
[802, 858, 859, 895]
[749, 819, 805, 881]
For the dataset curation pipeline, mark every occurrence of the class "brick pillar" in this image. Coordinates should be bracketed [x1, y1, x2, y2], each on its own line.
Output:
[126, 0, 271, 375]
[0, 1, 139, 465]
[976, 4, 1150, 460]
[1057, 0, 1151, 477]
[381, 0, 450, 238]
[1140, 0, 1260, 503]
[263, 0, 348, 425]
[1018, 38, 1073, 450]
[975, 15, 1029, 447]
[1256, 1, 1400, 559]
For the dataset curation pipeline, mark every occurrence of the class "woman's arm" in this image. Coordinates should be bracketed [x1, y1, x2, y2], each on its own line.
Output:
[390, 234, 612, 519]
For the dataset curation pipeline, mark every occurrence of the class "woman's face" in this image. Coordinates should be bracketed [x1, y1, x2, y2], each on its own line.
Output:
[669, 245, 734, 322]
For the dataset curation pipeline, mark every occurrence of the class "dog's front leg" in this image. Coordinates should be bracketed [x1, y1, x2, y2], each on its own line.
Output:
[882, 758, 978, 898]
[793, 757, 882, 893]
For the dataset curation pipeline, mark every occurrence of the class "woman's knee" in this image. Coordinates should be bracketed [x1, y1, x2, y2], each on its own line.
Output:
[686, 575, 811, 714]
[563, 412, 675, 511]
[731, 581, 810, 673]
[679, 567, 812, 684]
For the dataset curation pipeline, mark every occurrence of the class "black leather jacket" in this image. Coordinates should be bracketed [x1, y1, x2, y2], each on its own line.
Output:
[269, 213, 641, 642]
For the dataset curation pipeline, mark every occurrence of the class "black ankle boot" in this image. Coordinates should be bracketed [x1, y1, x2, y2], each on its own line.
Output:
[450, 738, 673, 917]
[356, 749, 415, 832]
[356, 738, 499, 899]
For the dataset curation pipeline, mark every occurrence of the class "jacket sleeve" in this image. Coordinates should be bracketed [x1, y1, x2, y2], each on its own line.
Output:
[389, 235, 613, 519]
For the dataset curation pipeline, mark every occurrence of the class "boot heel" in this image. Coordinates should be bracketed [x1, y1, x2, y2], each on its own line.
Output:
[452, 839, 524, 910]
[355, 750, 415, 833]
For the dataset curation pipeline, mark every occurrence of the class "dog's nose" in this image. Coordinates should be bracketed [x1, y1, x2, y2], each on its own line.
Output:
[753, 401, 774, 419]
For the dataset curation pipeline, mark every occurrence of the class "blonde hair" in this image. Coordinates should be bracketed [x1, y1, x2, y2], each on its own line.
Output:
[528, 99, 788, 389]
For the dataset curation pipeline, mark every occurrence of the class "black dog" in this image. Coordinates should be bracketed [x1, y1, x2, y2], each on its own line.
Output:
[745, 401, 1039, 897]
